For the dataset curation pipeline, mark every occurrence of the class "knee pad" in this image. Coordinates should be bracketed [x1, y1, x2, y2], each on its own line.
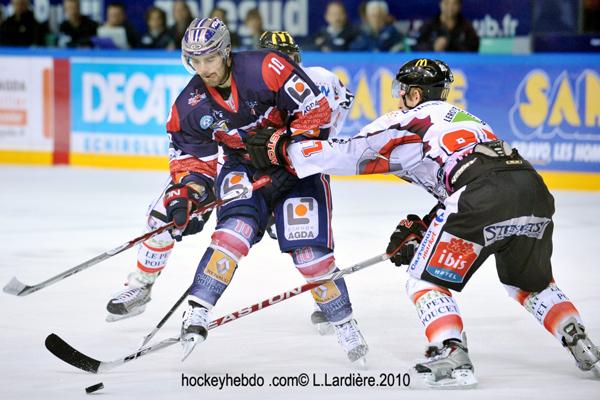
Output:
[211, 216, 257, 261]
[290, 246, 335, 281]
[406, 276, 452, 304]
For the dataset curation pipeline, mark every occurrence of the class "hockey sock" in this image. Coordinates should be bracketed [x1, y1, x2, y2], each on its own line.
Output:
[188, 217, 256, 308]
[291, 247, 353, 324]
[407, 277, 464, 343]
[136, 231, 174, 276]
[504, 283, 582, 340]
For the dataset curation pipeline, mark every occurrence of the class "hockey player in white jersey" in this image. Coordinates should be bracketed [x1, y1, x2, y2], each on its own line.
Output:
[246, 58, 600, 387]
[105, 30, 356, 340]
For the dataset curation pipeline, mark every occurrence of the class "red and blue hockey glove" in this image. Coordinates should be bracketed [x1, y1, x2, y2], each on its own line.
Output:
[163, 183, 209, 241]
[386, 214, 428, 266]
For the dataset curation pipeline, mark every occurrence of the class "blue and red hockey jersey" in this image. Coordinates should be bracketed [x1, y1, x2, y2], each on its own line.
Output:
[165, 50, 332, 187]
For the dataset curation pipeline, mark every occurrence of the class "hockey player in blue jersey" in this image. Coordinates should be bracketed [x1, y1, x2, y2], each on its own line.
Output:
[149, 17, 367, 362]
[106, 27, 359, 341]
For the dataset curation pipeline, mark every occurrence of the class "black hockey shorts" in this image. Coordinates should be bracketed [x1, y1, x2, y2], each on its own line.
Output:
[407, 168, 555, 292]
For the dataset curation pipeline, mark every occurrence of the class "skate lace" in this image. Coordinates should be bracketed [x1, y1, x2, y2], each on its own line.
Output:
[336, 321, 363, 350]
[185, 306, 209, 328]
[114, 286, 146, 302]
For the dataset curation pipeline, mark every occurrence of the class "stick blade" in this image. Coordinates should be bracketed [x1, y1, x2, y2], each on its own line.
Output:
[3, 277, 30, 296]
[45, 333, 101, 373]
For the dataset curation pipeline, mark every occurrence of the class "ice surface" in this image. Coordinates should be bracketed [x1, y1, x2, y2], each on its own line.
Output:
[1, 166, 598, 399]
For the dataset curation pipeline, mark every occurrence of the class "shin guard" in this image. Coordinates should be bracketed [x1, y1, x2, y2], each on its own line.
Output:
[407, 277, 464, 343]
[291, 247, 353, 324]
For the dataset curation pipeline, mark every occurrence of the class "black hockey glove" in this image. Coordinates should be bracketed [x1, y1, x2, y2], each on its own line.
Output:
[163, 183, 211, 241]
[246, 127, 291, 169]
[254, 167, 299, 206]
[386, 214, 428, 266]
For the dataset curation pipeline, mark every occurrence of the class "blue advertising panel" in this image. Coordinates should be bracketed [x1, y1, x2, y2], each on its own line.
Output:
[302, 52, 600, 173]
[68, 51, 600, 172]
[70, 56, 190, 156]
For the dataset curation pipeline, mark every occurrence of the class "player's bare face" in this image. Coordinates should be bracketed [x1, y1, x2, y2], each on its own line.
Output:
[190, 54, 227, 87]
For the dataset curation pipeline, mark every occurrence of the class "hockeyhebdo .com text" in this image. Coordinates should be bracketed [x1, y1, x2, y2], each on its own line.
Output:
[181, 372, 411, 390]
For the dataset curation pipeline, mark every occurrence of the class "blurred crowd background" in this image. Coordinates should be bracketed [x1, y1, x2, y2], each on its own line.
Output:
[0, 0, 598, 53]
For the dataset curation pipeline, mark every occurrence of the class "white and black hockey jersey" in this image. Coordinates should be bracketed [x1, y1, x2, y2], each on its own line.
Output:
[304, 66, 354, 137]
[287, 101, 498, 200]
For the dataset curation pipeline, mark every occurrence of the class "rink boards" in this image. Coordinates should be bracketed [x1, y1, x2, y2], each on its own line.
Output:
[0, 49, 598, 189]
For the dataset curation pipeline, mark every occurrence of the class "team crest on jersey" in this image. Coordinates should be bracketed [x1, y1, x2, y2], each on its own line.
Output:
[200, 115, 214, 129]
[245, 100, 258, 116]
[284, 197, 319, 241]
[188, 89, 206, 106]
[220, 172, 252, 202]
[425, 232, 482, 284]
[284, 75, 312, 106]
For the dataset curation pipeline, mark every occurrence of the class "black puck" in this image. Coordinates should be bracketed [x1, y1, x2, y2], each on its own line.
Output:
[85, 382, 104, 394]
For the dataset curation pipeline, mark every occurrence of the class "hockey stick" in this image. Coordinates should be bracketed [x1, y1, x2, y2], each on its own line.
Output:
[138, 286, 190, 350]
[3, 176, 271, 297]
[45, 252, 389, 373]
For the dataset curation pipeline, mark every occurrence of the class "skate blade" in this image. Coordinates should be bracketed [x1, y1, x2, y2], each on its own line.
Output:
[314, 322, 334, 336]
[409, 368, 478, 390]
[181, 334, 205, 362]
[355, 356, 367, 369]
[348, 345, 369, 365]
[105, 305, 146, 322]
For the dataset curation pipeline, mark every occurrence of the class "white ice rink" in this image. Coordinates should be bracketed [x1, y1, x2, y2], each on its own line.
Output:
[1, 166, 599, 400]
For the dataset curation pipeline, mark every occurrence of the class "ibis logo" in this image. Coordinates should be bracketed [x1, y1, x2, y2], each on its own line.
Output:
[426, 232, 482, 284]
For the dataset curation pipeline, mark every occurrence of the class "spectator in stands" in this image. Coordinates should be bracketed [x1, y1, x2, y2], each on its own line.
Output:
[413, 0, 479, 52]
[239, 8, 264, 50]
[307, 1, 359, 51]
[583, 0, 600, 32]
[140, 6, 174, 49]
[168, 0, 193, 49]
[350, 1, 403, 52]
[0, 0, 45, 46]
[58, 0, 98, 48]
[209, 7, 240, 48]
[97, 2, 140, 49]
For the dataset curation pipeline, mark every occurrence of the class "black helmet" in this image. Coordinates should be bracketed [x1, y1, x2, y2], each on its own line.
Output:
[259, 31, 301, 63]
[392, 58, 454, 104]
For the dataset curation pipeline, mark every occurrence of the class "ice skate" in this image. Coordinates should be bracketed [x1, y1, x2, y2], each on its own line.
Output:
[311, 304, 334, 335]
[410, 336, 477, 389]
[106, 271, 157, 322]
[181, 302, 209, 361]
[334, 319, 369, 365]
[559, 317, 600, 378]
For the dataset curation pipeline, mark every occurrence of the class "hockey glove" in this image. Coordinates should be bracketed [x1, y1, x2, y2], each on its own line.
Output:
[246, 127, 290, 169]
[386, 214, 428, 266]
[163, 183, 210, 241]
[254, 167, 299, 205]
